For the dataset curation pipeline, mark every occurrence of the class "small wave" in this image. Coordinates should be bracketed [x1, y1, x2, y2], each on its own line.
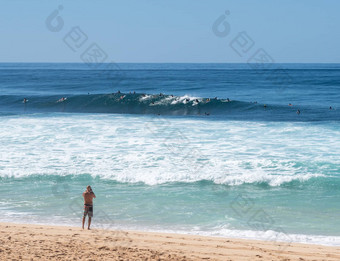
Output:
[189, 227, 340, 246]
[0, 171, 329, 188]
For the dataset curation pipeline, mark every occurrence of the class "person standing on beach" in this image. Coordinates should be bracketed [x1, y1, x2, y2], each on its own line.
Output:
[82, 185, 96, 230]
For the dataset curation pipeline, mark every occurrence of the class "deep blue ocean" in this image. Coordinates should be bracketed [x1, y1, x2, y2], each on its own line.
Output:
[0, 63, 339, 246]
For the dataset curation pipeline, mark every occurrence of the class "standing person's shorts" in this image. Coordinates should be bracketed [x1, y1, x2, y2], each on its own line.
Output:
[84, 204, 93, 217]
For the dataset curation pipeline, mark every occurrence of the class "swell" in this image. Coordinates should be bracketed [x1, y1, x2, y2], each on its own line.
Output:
[0, 92, 338, 121]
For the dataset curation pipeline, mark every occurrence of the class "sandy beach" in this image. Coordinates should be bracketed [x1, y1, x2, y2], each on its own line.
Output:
[1, 222, 339, 261]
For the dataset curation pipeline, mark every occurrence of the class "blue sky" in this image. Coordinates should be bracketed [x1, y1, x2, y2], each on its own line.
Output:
[1, 0, 339, 63]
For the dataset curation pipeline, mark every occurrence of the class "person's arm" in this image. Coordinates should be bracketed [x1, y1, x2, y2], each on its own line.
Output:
[89, 188, 96, 198]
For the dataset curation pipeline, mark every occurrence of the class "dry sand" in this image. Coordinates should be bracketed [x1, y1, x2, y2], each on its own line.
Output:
[1, 222, 339, 260]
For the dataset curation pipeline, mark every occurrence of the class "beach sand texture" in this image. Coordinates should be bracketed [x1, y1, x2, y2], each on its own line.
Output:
[1, 223, 340, 261]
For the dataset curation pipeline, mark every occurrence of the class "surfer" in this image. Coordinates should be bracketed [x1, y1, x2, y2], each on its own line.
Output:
[297, 109, 300, 115]
[23, 98, 28, 103]
[82, 185, 96, 230]
[57, 97, 67, 103]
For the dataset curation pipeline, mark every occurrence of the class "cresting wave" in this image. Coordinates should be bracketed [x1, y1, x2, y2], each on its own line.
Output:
[0, 92, 338, 121]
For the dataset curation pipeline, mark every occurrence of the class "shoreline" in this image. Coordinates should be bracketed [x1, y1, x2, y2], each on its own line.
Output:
[1, 222, 340, 260]
[3, 219, 339, 247]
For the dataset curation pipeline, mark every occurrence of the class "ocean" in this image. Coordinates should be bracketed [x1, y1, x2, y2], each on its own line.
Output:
[0, 63, 339, 246]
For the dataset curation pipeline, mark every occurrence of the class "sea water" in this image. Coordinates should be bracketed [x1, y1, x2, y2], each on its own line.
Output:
[0, 63, 339, 246]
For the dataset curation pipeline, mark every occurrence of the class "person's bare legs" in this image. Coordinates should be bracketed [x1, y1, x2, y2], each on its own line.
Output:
[88, 217, 92, 230]
[82, 216, 85, 229]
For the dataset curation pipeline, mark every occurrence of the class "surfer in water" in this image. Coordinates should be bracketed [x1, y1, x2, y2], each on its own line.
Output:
[23, 98, 28, 103]
[57, 97, 67, 103]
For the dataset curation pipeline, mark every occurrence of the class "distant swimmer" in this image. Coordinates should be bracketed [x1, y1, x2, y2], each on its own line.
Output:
[206, 98, 210, 102]
[117, 90, 121, 94]
[264, 104, 267, 108]
[297, 109, 300, 115]
[288, 103, 292, 106]
[23, 98, 28, 103]
[330, 106, 332, 110]
[204, 112, 210, 116]
[185, 98, 190, 102]
[133, 91, 136, 94]
[171, 95, 174, 97]
[57, 97, 67, 103]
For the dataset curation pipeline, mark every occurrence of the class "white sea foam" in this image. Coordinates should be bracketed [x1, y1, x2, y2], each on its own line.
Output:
[0, 114, 339, 186]
[186, 227, 340, 246]
[139, 94, 153, 101]
[169, 95, 199, 105]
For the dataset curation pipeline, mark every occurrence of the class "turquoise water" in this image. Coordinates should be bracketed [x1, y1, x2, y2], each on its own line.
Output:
[0, 63, 340, 246]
